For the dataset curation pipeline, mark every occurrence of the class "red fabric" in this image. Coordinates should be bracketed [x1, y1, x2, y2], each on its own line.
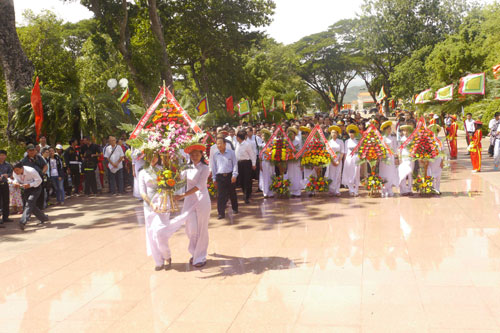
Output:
[282, 100, 286, 112]
[261, 99, 267, 118]
[226, 96, 234, 115]
[447, 123, 458, 158]
[31, 77, 44, 140]
[470, 130, 482, 171]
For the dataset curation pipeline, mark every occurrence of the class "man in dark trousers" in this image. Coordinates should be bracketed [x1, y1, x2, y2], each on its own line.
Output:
[81, 136, 100, 196]
[12, 163, 49, 230]
[235, 130, 256, 204]
[0, 150, 13, 226]
[21, 144, 47, 210]
[63, 139, 82, 196]
[211, 137, 238, 219]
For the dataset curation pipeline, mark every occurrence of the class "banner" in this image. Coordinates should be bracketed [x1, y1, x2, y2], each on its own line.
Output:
[282, 100, 286, 112]
[226, 96, 234, 115]
[238, 99, 250, 117]
[435, 84, 454, 101]
[165, 86, 202, 133]
[261, 98, 267, 118]
[130, 86, 201, 139]
[376, 86, 386, 103]
[259, 125, 296, 160]
[31, 76, 44, 141]
[196, 96, 209, 116]
[458, 73, 486, 95]
[129, 88, 165, 139]
[415, 89, 433, 104]
[493, 63, 500, 79]
[328, 88, 336, 104]
[295, 125, 336, 159]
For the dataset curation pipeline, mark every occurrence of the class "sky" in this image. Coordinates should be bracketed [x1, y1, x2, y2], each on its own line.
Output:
[14, 0, 498, 45]
[14, 0, 366, 45]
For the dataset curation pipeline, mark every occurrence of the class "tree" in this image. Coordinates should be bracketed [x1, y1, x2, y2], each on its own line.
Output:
[292, 30, 357, 109]
[356, 0, 471, 101]
[0, 0, 34, 137]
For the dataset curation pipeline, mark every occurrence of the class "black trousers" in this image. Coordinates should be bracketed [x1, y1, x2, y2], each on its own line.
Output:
[237, 160, 253, 200]
[70, 167, 81, 194]
[216, 173, 238, 217]
[252, 157, 260, 181]
[21, 186, 47, 225]
[36, 180, 45, 210]
[0, 183, 9, 221]
[84, 169, 97, 194]
[466, 132, 474, 146]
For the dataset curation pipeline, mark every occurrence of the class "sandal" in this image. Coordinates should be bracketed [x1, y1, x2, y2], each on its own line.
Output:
[164, 258, 172, 270]
[194, 261, 206, 268]
[154, 265, 164, 271]
[189, 257, 193, 265]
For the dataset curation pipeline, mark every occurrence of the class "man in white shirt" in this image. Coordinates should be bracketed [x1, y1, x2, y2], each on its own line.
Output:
[236, 130, 257, 203]
[228, 128, 237, 148]
[464, 113, 476, 147]
[12, 163, 49, 230]
[104, 136, 125, 195]
[487, 112, 500, 157]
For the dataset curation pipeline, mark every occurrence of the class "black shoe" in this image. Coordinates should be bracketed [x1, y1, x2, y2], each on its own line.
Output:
[19, 222, 25, 230]
[217, 215, 225, 220]
[3, 218, 13, 223]
[232, 210, 239, 215]
[154, 265, 164, 271]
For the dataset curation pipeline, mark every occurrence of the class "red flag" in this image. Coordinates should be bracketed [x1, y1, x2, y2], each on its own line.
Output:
[261, 98, 267, 118]
[282, 100, 286, 112]
[31, 77, 44, 141]
[226, 96, 234, 115]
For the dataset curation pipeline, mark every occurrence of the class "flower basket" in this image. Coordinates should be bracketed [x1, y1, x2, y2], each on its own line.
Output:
[305, 175, 331, 194]
[364, 172, 384, 197]
[352, 125, 393, 167]
[207, 178, 217, 198]
[412, 176, 434, 195]
[300, 139, 332, 168]
[270, 175, 291, 198]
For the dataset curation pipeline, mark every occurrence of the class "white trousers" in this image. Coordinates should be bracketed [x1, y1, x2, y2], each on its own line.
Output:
[326, 162, 342, 195]
[286, 161, 302, 196]
[144, 206, 183, 267]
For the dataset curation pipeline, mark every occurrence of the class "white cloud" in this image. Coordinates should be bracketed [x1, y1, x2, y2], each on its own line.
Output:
[265, 0, 364, 45]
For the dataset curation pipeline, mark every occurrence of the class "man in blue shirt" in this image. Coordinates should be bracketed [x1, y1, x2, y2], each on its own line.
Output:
[211, 138, 238, 219]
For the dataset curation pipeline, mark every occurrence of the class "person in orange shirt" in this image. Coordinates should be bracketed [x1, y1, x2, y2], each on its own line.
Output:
[446, 115, 458, 160]
[468, 121, 483, 172]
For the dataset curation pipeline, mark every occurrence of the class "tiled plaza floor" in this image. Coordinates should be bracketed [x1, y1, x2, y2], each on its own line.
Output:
[2, 138, 500, 332]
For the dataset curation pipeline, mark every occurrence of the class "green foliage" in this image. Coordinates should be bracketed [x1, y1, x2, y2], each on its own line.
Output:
[17, 10, 79, 93]
[464, 99, 500, 134]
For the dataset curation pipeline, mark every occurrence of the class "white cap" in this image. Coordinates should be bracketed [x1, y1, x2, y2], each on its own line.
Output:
[55, 144, 63, 150]
[433, 115, 439, 119]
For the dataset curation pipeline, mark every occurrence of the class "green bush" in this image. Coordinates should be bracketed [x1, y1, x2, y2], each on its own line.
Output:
[0, 138, 26, 163]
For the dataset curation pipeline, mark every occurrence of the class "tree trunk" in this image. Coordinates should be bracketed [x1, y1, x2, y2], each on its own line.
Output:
[147, 0, 173, 89]
[0, 0, 34, 138]
[89, 0, 154, 106]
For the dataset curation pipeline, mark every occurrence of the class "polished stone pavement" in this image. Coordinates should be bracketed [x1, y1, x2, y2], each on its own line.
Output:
[1, 139, 500, 332]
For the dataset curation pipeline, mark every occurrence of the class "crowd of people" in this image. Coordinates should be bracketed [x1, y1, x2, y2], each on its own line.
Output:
[0, 109, 496, 236]
[0, 134, 137, 229]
